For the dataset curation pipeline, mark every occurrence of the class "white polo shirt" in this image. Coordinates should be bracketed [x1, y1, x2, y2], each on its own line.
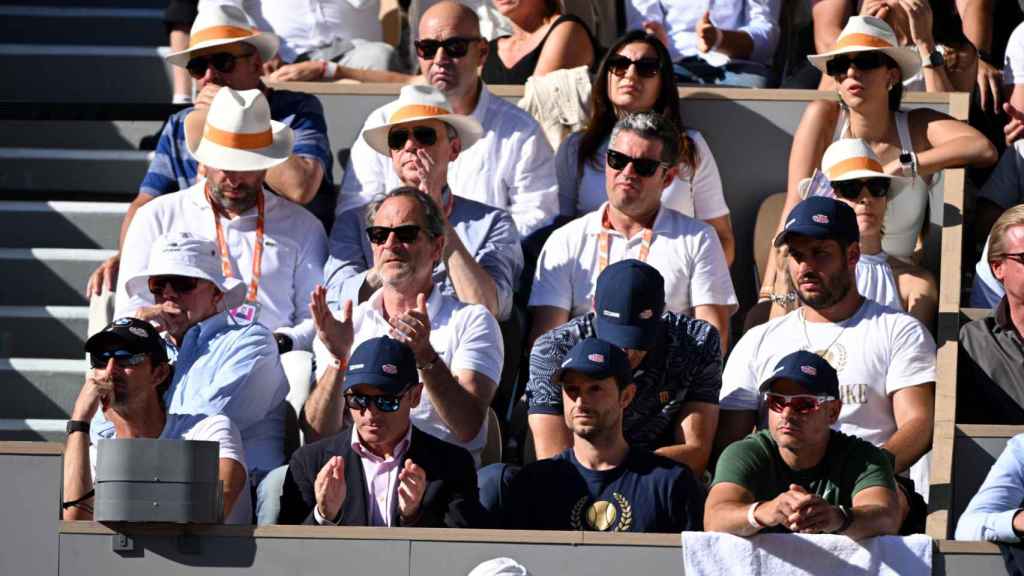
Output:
[314, 287, 503, 463]
[528, 204, 737, 318]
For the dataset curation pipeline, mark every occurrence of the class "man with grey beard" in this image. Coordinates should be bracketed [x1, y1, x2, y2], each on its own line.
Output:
[715, 196, 936, 509]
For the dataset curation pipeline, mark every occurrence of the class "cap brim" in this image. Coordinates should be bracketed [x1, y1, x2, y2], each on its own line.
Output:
[362, 114, 483, 156]
[125, 265, 246, 311]
[594, 317, 656, 351]
[342, 373, 414, 395]
[186, 118, 293, 172]
[808, 45, 921, 84]
[165, 33, 279, 68]
[85, 330, 139, 355]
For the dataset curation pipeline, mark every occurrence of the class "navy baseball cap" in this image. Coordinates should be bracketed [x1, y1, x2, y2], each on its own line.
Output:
[758, 350, 839, 398]
[773, 196, 859, 248]
[343, 336, 419, 395]
[558, 338, 632, 388]
[85, 317, 168, 364]
[593, 260, 665, 351]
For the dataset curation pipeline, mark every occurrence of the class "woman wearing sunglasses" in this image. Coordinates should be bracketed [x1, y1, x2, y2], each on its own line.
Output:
[556, 30, 735, 264]
[760, 16, 995, 317]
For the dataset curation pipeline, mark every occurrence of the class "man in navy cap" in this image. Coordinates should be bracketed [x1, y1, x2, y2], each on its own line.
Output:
[503, 337, 704, 532]
[706, 351, 903, 539]
[278, 336, 485, 527]
[717, 196, 935, 512]
[528, 259, 722, 479]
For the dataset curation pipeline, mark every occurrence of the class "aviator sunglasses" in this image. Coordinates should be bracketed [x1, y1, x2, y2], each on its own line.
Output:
[345, 390, 409, 413]
[414, 36, 482, 59]
[148, 275, 200, 296]
[185, 51, 255, 79]
[830, 177, 890, 200]
[606, 149, 668, 177]
[387, 126, 438, 150]
[825, 52, 886, 76]
[90, 349, 149, 370]
[366, 224, 426, 245]
[765, 392, 835, 415]
[607, 54, 661, 78]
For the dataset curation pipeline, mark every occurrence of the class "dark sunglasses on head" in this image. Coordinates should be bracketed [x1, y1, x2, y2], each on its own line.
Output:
[387, 126, 438, 151]
[366, 224, 425, 245]
[185, 51, 254, 79]
[414, 36, 482, 59]
[765, 392, 835, 415]
[90, 349, 149, 370]
[606, 149, 668, 177]
[831, 177, 890, 200]
[345, 390, 408, 413]
[148, 275, 200, 296]
[607, 54, 661, 78]
[825, 51, 886, 76]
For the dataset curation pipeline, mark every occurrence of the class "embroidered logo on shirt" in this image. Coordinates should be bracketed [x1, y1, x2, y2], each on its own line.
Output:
[570, 493, 633, 531]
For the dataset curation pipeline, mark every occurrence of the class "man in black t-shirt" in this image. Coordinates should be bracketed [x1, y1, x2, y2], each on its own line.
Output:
[503, 338, 704, 532]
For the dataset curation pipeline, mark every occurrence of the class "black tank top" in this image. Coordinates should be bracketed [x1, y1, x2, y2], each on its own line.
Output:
[481, 14, 593, 85]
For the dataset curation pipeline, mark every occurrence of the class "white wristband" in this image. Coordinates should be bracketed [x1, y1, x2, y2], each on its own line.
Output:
[747, 501, 765, 529]
[711, 28, 724, 53]
[322, 60, 339, 80]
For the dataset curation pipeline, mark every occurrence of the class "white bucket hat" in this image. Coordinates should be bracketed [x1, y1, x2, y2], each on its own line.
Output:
[165, 4, 278, 68]
[362, 85, 483, 156]
[822, 138, 895, 182]
[185, 87, 293, 171]
[808, 16, 921, 81]
[125, 232, 246, 311]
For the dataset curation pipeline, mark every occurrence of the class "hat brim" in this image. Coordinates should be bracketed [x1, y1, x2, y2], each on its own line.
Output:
[774, 225, 843, 248]
[362, 114, 483, 156]
[186, 118, 293, 172]
[125, 263, 246, 311]
[342, 373, 414, 395]
[165, 32, 279, 68]
[829, 168, 892, 181]
[594, 318, 656, 351]
[808, 45, 921, 85]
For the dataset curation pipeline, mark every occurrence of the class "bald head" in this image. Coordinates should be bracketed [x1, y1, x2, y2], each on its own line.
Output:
[416, 0, 486, 102]
[418, 1, 481, 39]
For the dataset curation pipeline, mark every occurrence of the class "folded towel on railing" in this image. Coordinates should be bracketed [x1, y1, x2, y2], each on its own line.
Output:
[680, 531, 932, 575]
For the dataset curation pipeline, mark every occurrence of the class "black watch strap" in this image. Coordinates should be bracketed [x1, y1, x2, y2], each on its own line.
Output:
[274, 333, 293, 354]
[66, 420, 90, 436]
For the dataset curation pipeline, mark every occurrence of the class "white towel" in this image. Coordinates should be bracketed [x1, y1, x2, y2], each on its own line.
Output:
[681, 532, 932, 576]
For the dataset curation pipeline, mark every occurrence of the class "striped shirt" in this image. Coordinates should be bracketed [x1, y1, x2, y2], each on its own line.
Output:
[527, 311, 722, 450]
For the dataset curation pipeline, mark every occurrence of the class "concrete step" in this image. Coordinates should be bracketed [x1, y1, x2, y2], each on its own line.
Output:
[0, 119, 163, 150]
[0, 358, 85, 420]
[0, 148, 149, 194]
[0, 306, 88, 359]
[0, 6, 165, 46]
[0, 202, 127, 249]
[0, 45, 173, 103]
[0, 249, 116, 306]
[0, 419, 65, 442]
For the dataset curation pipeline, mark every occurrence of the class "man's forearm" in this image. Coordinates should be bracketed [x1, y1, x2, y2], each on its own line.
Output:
[266, 156, 323, 205]
[704, 501, 763, 536]
[420, 363, 488, 444]
[844, 504, 902, 540]
[653, 444, 712, 478]
[882, 416, 933, 473]
[304, 366, 344, 440]
[444, 234, 500, 318]
[62, 432, 94, 520]
[958, 0, 993, 52]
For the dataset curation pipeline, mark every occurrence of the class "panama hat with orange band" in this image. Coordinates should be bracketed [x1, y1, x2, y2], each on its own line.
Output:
[185, 88, 293, 171]
[361, 85, 483, 156]
[165, 4, 278, 68]
[808, 16, 920, 81]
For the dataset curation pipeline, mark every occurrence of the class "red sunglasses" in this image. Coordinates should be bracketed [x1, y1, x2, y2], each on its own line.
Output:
[765, 392, 835, 415]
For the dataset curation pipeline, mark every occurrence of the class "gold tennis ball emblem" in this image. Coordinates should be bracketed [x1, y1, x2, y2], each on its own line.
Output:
[586, 500, 618, 531]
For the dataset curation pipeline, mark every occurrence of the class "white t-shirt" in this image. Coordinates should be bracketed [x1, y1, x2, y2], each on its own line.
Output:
[529, 204, 737, 318]
[314, 287, 504, 464]
[90, 414, 251, 525]
[721, 298, 936, 447]
[1004, 21, 1024, 85]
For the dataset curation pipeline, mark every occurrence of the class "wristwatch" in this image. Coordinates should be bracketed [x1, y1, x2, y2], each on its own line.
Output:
[66, 420, 90, 437]
[921, 47, 944, 69]
[274, 333, 293, 354]
[978, 48, 993, 65]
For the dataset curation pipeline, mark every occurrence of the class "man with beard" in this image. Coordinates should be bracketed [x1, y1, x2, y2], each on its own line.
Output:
[501, 338, 704, 532]
[717, 196, 935, 509]
[113, 87, 327, 354]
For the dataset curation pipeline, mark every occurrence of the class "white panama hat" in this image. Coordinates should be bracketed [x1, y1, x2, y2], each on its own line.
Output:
[808, 16, 921, 82]
[185, 87, 293, 172]
[362, 85, 483, 156]
[125, 232, 246, 311]
[165, 4, 278, 68]
[822, 138, 901, 182]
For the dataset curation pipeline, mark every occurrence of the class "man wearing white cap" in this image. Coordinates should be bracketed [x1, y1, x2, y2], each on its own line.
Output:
[86, 3, 332, 297]
[336, 1, 559, 240]
[93, 232, 289, 484]
[113, 87, 327, 355]
[325, 84, 523, 322]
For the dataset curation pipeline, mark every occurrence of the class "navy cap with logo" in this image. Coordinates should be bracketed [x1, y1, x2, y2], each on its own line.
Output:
[343, 336, 419, 395]
[593, 259, 665, 351]
[558, 337, 632, 389]
[774, 196, 859, 248]
[84, 317, 168, 365]
[758, 350, 839, 398]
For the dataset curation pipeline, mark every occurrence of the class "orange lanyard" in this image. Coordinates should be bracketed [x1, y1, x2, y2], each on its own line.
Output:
[205, 183, 264, 303]
[597, 210, 653, 274]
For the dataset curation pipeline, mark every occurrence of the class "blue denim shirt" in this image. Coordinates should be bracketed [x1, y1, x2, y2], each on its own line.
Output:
[955, 433, 1024, 542]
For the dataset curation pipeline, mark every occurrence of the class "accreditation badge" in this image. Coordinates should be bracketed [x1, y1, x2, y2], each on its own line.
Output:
[229, 301, 260, 326]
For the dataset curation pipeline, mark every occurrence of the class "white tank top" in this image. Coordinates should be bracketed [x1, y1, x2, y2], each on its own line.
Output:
[856, 251, 904, 311]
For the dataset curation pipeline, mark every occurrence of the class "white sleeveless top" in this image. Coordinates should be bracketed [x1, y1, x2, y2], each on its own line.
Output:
[856, 251, 904, 311]
[836, 111, 932, 259]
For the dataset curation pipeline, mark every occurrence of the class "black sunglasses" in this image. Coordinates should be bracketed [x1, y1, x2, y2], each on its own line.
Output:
[345, 390, 408, 413]
[414, 36, 482, 59]
[606, 149, 668, 177]
[185, 51, 254, 79]
[387, 126, 438, 151]
[607, 54, 661, 78]
[1004, 252, 1024, 265]
[148, 275, 200, 296]
[825, 52, 887, 76]
[366, 224, 426, 245]
[831, 177, 890, 200]
[90, 349, 149, 370]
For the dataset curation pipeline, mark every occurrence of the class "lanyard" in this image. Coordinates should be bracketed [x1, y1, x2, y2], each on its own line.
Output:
[597, 210, 654, 274]
[205, 183, 265, 303]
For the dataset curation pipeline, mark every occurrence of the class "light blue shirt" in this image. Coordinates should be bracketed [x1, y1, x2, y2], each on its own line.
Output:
[955, 433, 1024, 542]
[323, 193, 523, 321]
[91, 311, 289, 481]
